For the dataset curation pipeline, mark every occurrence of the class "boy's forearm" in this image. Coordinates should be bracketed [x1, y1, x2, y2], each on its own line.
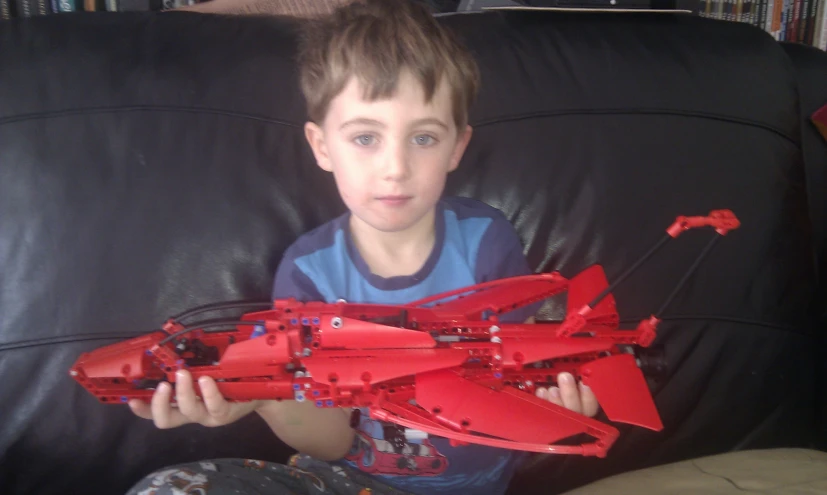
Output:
[255, 400, 355, 461]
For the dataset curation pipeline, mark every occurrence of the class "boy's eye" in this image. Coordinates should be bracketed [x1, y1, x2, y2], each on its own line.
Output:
[412, 135, 435, 146]
[354, 135, 375, 146]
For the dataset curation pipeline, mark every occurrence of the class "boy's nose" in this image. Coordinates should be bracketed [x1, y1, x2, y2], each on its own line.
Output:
[381, 146, 410, 181]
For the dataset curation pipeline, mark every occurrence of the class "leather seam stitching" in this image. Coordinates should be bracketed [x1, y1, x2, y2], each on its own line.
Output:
[0, 105, 303, 128]
[472, 109, 798, 146]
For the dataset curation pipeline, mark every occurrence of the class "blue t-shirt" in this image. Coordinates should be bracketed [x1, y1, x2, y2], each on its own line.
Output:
[269, 196, 537, 495]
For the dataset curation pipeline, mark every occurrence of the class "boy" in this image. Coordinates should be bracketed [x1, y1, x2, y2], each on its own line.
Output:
[127, 1, 597, 494]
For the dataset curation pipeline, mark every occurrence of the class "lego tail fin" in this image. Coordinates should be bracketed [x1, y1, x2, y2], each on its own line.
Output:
[580, 353, 664, 431]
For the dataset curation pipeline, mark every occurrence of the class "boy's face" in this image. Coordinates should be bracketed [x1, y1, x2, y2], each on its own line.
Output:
[304, 70, 472, 235]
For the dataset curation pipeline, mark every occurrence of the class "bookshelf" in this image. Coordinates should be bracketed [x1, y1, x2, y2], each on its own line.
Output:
[2, 0, 187, 16]
[0, 0, 349, 18]
[699, 0, 827, 49]
[0, 0, 825, 50]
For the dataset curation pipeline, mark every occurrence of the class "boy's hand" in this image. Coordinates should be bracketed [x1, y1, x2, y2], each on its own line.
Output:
[128, 369, 261, 429]
[535, 372, 599, 418]
[523, 318, 599, 417]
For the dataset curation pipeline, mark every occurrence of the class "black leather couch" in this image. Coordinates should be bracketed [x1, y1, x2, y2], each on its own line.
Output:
[1, 8, 825, 495]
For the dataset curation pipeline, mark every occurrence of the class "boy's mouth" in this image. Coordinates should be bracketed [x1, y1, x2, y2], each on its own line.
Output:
[376, 195, 412, 206]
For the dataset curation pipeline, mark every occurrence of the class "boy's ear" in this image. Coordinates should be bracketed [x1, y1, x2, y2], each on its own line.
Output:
[448, 125, 473, 172]
[304, 121, 332, 172]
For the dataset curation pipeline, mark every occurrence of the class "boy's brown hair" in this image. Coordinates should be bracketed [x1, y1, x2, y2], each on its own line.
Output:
[297, 0, 481, 130]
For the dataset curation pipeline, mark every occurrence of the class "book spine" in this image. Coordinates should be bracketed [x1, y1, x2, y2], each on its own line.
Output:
[759, 0, 767, 25]
[777, 0, 784, 34]
[804, 0, 817, 44]
[16, 0, 32, 16]
[793, 0, 802, 40]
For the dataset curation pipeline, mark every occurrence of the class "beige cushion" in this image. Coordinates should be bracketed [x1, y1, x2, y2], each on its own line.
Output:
[562, 448, 827, 494]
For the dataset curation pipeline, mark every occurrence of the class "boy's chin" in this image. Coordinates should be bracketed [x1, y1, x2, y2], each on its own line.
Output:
[353, 210, 434, 235]
[365, 218, 423, 234]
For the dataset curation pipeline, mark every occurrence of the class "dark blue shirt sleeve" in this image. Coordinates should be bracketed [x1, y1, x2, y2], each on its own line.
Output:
[271, 249, 325, 301]
[475, 215, 541, 322]
[252, 247, 324, 339]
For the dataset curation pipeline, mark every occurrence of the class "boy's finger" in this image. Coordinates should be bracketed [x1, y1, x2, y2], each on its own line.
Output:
[536, 386, 564, 407]
[199, 376, 231, 421]
[174, 370, 207, 422]
[580, 382, 600, 417]
[128, 399, 153, 420]
[535, 387, 548, 400]
[151, 382, 186, 428]
[557, 373, 582, 414]
[549, 387, 564, 407]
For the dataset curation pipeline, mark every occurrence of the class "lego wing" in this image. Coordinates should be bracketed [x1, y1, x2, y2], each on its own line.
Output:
[406, 273, 568, 318]
[566, 264, 619, 326]
[410, 369, 615, 450]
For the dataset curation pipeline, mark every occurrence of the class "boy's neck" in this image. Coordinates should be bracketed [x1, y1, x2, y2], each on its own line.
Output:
[348, 209, 437, 279]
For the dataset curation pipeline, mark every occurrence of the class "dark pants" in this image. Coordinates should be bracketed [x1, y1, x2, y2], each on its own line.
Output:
[125, 454, 415, 495]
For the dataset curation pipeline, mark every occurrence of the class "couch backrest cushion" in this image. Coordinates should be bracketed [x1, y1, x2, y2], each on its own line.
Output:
[0, 10, 821, 495]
